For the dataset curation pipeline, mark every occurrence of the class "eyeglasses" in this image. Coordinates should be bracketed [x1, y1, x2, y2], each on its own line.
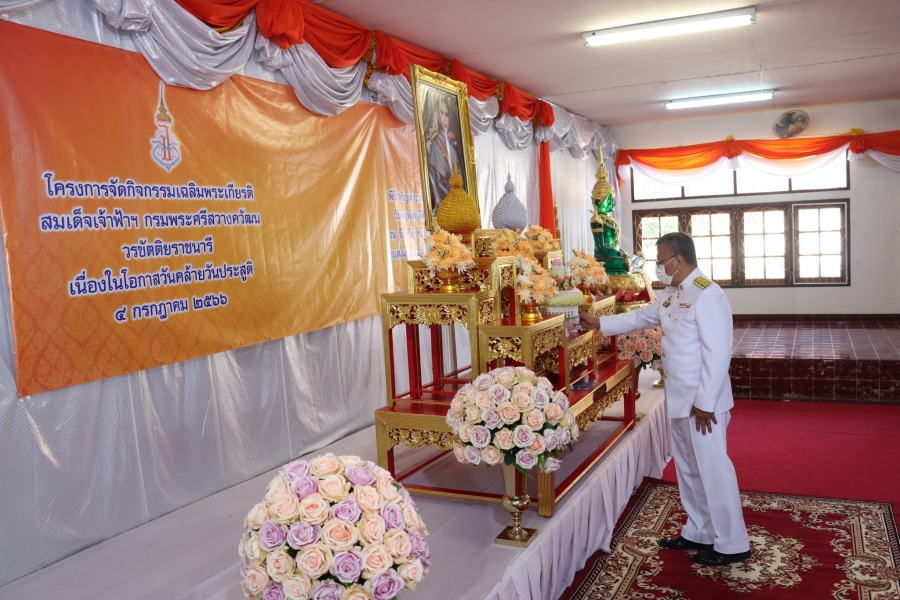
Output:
[657, 254, 679, 267]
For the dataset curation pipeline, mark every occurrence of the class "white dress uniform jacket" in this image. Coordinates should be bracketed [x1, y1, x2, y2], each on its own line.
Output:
[599, 267, 734, 419]
[599, 267, 750, 554]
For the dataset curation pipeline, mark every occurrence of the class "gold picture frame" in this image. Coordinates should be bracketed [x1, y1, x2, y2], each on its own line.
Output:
[410, 64, 479, 232]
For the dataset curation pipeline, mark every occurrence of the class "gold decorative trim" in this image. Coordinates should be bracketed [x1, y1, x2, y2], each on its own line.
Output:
[534, 326, 564, 356]
[387, 427, 459, 451]
[567, 338, 593, 372]
[486, 336, 523, 363]
[479, 298, 496, 324]
[387, 304, 468, 328]
[576, 374, 634, 430]
[534, 351, 559, 374]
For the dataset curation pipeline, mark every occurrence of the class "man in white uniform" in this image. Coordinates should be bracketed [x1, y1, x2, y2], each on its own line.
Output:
[582, 232, 751, 567]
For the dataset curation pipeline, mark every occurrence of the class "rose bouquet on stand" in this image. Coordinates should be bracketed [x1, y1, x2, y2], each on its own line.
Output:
[491, 228, 534, 258]
[239, 454, 431, 600]
[446, 367, 580, 545]
[616, 328, 663, 398]
[421, 226, 475, 293]
[523, 225, 561, 254]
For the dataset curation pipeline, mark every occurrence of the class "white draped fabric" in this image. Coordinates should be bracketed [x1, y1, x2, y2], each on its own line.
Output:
[475, 132, 541, 228]
[852, 148, 900, 172]
[468, 95, 499, 136]
[254, 36, 366, 117]
[551, 150, 598, 260]
[0, 0, 43, 11]
[92, 0, 257, 91]
[494, 113, 534, 150]
[366, 71, 415, 125]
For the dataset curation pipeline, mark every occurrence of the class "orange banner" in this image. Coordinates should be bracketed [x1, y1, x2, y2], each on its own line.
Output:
[0, 22, 426, 396]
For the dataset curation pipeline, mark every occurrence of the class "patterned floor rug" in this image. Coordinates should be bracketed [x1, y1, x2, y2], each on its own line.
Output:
[568, 482, 900, 600]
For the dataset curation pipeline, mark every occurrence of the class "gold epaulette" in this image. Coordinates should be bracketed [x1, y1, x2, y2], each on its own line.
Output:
[693, 276, 712, 289]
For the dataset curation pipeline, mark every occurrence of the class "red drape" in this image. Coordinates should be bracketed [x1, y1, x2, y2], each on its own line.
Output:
[500, 84, 554, 126]
[175, 0, 256, 28]
[539, 141, 555, 235]
[290, 3, 371, 65]
[449, 59, 497, 101]
[374, 31, 446, 77]
[175, 0, 371, 65]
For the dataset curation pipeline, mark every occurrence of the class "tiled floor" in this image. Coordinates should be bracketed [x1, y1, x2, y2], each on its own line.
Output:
[729, 320, 900, 403]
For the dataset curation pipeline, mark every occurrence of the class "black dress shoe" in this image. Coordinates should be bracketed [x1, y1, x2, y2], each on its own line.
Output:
[658, 536, 714, 551]
[693, 548, 752, 566]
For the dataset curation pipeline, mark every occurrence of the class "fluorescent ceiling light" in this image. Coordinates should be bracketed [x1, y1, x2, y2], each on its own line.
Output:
[583, 7, 756, 47]
[665, 90, 774, 110]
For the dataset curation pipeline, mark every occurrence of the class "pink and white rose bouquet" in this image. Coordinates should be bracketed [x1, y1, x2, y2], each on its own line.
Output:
[616, 327, 662, 371]
[446, 367, 580, 475]
[239, 454, 431, 600]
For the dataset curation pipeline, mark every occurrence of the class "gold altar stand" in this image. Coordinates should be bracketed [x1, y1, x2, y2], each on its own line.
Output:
[374, 262, 637, 518]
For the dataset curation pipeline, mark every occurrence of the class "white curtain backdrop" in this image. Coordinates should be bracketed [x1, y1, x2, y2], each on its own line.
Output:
[551, 150, 597, 260]
[474, 132, 541, 228]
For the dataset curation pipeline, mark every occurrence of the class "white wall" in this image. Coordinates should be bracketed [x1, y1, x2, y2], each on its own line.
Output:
[611, 100, 900, 315]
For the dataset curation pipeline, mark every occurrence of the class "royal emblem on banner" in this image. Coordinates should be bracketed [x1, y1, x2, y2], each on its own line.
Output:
[150, 82, 181, 171]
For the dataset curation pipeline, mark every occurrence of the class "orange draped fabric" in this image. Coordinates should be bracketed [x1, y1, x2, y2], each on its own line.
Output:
[539, 141, 555, 235]
[616, 130, 900, 172]
[374, 31, 447, 77]
[449, 59, 497, 101]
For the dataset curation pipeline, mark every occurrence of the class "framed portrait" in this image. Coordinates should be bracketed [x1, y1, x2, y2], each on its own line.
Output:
[410, 65, 479, 231]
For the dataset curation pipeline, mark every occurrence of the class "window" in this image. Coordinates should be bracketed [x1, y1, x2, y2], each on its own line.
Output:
[794, 203, 848, 283]
[688, 210, 734, 284]
[631, 154, 849, 201]
[633, 200, 849, 287]
[739, 208, 788, 284]
[634, 212, 680, 284]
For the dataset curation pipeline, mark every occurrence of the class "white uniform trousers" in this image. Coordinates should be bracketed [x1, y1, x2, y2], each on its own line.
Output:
[670, 411, 750, 554]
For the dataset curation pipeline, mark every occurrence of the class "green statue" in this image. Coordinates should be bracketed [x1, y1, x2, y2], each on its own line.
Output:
[590, 156, 644, 276]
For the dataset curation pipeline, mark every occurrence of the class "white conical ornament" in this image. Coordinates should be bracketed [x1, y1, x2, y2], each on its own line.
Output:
[491, 174, 528, 231]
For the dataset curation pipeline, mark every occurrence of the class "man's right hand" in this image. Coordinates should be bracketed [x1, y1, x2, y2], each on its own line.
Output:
[580, 313, 602, 335]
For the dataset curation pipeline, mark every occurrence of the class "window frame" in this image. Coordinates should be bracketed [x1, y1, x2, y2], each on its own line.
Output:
[630, 157, 850, 203]
[632, 198, 851, 288]
[791, 201, 850, 285]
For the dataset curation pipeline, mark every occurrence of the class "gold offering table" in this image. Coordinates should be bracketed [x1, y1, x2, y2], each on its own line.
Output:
[375, 299, 636, 517]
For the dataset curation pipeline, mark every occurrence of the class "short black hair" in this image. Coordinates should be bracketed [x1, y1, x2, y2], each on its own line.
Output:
[656, 232, 697, 266]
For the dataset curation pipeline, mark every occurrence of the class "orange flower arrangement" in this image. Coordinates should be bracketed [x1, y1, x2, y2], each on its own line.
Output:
[568, 249, 608, 286]
[422, 226, 475, 274]
[491, 228, 534, 258]
[524, 225, 561, 254]
[515, 256, 558, 305]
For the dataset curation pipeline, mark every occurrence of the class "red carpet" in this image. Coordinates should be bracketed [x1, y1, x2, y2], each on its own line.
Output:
[560, 400, 900, 599]
[565, 482, 900, 599]
[662, 400, 900, 515]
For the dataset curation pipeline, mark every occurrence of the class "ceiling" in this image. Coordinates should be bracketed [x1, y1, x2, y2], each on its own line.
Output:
[319, 0, 900, 126]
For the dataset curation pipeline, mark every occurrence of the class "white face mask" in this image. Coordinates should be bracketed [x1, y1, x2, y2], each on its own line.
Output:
[656, 259, 675, 286]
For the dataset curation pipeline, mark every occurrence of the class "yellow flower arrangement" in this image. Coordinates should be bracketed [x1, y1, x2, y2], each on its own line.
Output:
[524, 225, 561, 253]
[515, 256, 559, 305]
[568, 249, 608, 286]
[491, 228, 534, 258]
[422, 226, 476, 274]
